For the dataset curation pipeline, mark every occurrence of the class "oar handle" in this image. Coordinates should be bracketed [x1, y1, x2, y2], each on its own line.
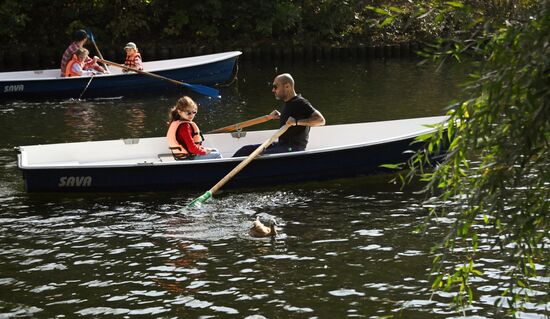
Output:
[208, 115, 272, 133]
[208, 124, 290, 195]
[88, 32, 110, 72]
[92, 41, 105, 62]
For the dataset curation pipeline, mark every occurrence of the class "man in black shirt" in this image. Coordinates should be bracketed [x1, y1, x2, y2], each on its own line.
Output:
[233, 73, 325, 157]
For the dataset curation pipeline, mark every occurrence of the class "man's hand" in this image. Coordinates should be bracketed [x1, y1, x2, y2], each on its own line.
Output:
[269, 110, 281, 120]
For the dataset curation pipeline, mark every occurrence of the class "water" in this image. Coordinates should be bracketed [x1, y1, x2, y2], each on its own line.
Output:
[1, 60, 547, 318]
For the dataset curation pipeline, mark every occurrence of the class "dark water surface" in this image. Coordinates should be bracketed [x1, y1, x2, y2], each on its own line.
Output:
[1, 60, 547, 318]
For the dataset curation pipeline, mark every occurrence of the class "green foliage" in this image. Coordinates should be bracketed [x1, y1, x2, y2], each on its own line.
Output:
[0, 0, 29, 44]
[0, 0, 433, 55]
[373, 0, 549, 315]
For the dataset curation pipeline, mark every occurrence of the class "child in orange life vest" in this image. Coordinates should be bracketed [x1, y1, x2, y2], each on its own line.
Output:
[122, 42, 143, 72]
[166, 96, 222, 160]
[65, 48, 99, 77]
[60, 29, 107, 77]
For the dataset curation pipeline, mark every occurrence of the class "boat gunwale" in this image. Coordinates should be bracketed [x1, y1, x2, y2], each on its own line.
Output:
[0, 51, 242, 82]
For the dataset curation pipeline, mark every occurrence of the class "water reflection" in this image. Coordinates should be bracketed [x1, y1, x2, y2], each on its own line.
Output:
[125, 105, 147, 137]
[0, 186, 548, 317]
[0, 60, 547, 318]
[64, 101, 102, 140]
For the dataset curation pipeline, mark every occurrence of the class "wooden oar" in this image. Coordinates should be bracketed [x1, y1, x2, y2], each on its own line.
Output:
[96, 58, 220, 99]
[187, 124, 291, 208]
[86, 31, 110, 73]
[208, 114, 273, 133]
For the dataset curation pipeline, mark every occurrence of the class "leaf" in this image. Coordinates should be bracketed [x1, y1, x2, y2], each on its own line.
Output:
[380, 16, 395, 27]
[366, 6, 390, 16]
[446, 1, 464, 8]
[432, 275, 443, 289]
[380, 163, 402, 169]
[389, 6, 404, 14]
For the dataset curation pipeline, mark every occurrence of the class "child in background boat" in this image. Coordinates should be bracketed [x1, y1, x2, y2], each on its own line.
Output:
[60, 29, 106, 77]
[65, 48, 100, 77]
[122, 42, 143, 72]
[166, 96, 222, 160]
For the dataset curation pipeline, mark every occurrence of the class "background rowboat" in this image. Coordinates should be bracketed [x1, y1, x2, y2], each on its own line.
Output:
[0, 51, 241, 100]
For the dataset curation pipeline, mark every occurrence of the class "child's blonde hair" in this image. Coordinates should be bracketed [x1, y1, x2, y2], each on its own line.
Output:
[75, 48, 89, 60]
[168, 96, 198, 123]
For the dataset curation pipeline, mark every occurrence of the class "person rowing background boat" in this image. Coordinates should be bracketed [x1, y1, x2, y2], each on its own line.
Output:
[59, 29, 105, 77]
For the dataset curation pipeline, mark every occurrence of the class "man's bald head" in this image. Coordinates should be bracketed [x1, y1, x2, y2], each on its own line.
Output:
[274, 73, 295, 88]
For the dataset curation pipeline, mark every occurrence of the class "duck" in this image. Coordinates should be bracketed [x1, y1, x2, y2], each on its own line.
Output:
[249, 216, 277, 238]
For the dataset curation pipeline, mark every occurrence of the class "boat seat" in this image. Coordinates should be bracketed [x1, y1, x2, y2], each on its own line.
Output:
[158, 153, 178, 162]
[161, 147, 195, 161]
[169, 146, 193, 161]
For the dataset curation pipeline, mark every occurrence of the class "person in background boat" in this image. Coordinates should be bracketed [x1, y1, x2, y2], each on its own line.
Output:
[166, 96, 222, 160]
[122, 42, 144, 72]
[65, 48, 100, 77]
[232, 73, 325, 157]
[60, 29, 106, 77]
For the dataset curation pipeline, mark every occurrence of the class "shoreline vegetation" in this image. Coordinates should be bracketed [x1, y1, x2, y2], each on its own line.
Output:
[0, 0, 454, 71]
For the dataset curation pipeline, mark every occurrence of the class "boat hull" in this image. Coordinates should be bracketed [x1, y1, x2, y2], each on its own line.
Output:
[19, 136, 429, 193]
[17, 116, 449, 193]
[0, 51, 240, 100]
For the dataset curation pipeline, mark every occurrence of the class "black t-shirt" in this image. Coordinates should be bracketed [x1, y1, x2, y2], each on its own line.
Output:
[279, 95, 316, 149]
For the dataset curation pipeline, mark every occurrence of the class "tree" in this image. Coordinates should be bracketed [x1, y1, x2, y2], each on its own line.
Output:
[373, 0, 549, 316]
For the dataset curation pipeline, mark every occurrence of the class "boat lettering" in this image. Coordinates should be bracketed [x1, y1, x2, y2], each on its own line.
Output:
[4, 84, 24, 93]
[58, 176, 92, 187]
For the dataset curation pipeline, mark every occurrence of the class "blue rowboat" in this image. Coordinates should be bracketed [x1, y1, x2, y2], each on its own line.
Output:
[17, 116, 447, 193]
[0, 51, 241, 100]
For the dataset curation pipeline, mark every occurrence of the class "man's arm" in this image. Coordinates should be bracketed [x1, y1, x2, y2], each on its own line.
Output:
[287, 110, 326, 127]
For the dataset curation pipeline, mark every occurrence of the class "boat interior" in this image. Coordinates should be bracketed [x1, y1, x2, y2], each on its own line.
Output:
[18, 116, 447, 168]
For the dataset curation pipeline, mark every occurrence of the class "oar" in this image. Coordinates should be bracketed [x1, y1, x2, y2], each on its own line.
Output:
[78, 74, 95, 100]
[86, 31, 110, 73]
[96, 58, 220, 99]
[208, 114, 273, 133]
[187, 124, 291, 208]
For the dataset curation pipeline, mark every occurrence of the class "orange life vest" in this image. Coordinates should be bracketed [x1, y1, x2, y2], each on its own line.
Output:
[65, 55, 83, 77]
[166, 120, 203, 159]
[124, 52, 142, 69]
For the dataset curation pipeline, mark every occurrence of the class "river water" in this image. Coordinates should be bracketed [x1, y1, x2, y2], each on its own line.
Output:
[0, 60, 547, 318]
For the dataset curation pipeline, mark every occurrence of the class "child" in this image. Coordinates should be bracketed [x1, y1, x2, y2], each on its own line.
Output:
[60, 29, 106, 77]
[166, 96, 222, 160]
[65, 48, 101, 77]
[123, 42, 143, 71]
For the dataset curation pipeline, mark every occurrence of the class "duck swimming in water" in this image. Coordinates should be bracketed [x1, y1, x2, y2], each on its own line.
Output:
[249, 216, 277, 238]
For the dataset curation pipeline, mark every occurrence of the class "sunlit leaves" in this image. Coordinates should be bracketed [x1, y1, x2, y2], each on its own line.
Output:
[373, 0, 549, 315]
[445, 1, 464, 9]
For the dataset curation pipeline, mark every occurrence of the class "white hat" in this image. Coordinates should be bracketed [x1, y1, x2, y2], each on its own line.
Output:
[124, 42, 137, 50]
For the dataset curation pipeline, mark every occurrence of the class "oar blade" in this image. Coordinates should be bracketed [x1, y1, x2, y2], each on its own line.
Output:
[86, 30, 95, 42]
[187, 191, 213, 209]
[182, 83, 220, 99]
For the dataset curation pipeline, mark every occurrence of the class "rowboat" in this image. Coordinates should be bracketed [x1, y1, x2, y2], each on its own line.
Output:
[0, 51, 241, 100]
[17, 116, 447, 193]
